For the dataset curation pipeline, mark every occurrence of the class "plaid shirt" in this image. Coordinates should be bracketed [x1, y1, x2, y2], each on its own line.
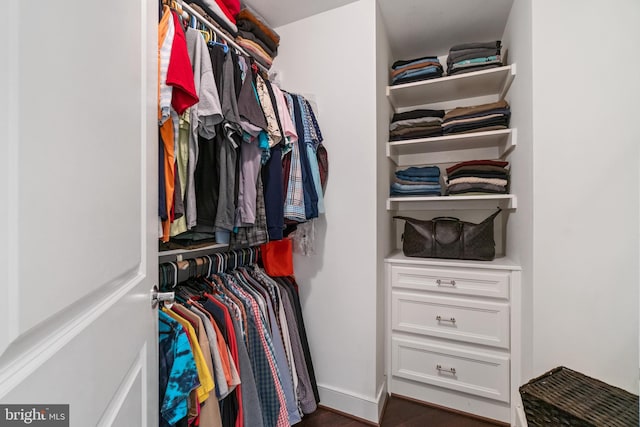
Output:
[297, 96, 325, 214]
[304, 99, 323, 146]
[230, 174, 268, 249]
[226, 273, 289, 427]
[283, 93, 306, 222]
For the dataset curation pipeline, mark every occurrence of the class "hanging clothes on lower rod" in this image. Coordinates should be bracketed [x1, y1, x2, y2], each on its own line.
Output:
[158, 247, 319, 427]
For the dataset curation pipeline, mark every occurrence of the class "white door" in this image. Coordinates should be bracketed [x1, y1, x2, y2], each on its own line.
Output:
[0, 1, 158, 426]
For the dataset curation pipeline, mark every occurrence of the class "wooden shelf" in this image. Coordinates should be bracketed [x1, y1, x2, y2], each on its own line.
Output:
[386, 194, 516, 211]
[386, 65, 516, 110]
[387, 129, 516, 166]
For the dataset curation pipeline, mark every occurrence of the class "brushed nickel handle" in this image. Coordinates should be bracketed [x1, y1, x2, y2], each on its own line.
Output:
[436, 315, 456, 324]
[152, 285, 175, 309]
[436, 279, 456, 287]
[436, 364, 456, 375]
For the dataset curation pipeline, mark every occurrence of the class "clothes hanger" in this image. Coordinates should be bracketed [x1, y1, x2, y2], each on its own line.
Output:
[208, 30, 229, 53]
[205, 255, 213, 277]
[159, 261, 178, 290]
[199, 28, 211, 43]
[215, 252, 223, 274]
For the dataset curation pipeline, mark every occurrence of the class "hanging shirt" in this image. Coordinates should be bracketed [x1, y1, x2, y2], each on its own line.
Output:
[159, 311, 200, 427]
[163, 307, 216, 405]
[167, 11, 199, 115]
[212, 286, 261, 427]
[158, 6, 175, 125]
[243, 271, 301, 424]
[172, 304, 223, 427]
[282, 93, 306, 222]
[292, 95, 318, 220]
[256, 75, 282, 148]
[237, 139, 262, 225]
[223, 275, 285, 427]
[271, 84, 297, 156]
[170, 112, 191, 237]
[301, 101, 325, 214]
[185, 28, 224, 229]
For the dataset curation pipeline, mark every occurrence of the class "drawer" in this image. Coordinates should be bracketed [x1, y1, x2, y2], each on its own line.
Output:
[392, 291, 510, 348]
[391, 265, 510, 300]
[391, 336, 510, 403]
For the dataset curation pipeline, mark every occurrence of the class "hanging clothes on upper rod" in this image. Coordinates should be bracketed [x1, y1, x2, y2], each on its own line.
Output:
[178, 1, 269, 73]
[158, 1, 329, 260]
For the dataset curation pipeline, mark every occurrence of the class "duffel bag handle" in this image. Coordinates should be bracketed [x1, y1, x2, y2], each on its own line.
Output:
[432, 216, 460, 222]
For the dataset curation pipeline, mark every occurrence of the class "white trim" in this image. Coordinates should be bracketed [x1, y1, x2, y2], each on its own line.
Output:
[139, 0, 148, 279]
[317, 382, 386, 424]
[97, 344, 147, 427]
[6, 0, 20, 353]
[376, 380, 388, 422]
[0, 272, 144, 398]
[514, 393, 528, 427]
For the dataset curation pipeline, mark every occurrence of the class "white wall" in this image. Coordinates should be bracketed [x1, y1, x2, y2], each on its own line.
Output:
[374, 0, 394, 417]
[531, 0, 640, 392]
[501, 0, 534, 381]
[271, 0, 382, 421]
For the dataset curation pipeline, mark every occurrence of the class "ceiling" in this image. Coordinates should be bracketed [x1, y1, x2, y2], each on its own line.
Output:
[244, 0, 513, 60]
[377, 0, 514, 59]
[242, 0, 360, 28]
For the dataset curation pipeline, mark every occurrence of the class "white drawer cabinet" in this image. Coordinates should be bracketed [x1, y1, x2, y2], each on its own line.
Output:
[385, 251, 522, 424]
[392, 336, 510, 402]
[392, 291, 510, 348]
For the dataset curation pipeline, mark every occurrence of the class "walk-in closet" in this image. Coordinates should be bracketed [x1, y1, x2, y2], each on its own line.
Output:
[0, 1, 638, 426]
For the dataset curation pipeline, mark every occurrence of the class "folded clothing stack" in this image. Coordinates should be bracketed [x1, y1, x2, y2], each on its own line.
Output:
[236, 6, 280, 69]
[189, 0, 240, 36]
[445, 160, 509, 195]
[447, 40, 503, 76]
[442, 99, 510, 135]
[391, 166, 442, 197]
[389, 109, 444, 141]
[390, 55, 444, 86]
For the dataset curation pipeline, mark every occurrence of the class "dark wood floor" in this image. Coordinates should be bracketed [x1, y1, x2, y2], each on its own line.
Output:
[297, 396, 505, 427]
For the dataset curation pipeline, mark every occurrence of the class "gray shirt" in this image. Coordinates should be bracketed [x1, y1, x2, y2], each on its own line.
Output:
[185, 28, 223, 228]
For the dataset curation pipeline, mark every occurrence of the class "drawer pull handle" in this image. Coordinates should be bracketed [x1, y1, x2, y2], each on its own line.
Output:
[436, 315, 456, 324]
[436, 364, 457, 375]
[436, 279, 456, 287]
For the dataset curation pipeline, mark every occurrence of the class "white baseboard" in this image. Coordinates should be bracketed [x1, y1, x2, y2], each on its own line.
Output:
[317, 381, 388, 424]
[514, 393, 528, 427]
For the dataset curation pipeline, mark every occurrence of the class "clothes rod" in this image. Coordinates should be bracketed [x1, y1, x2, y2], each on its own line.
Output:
[178, 1, 269, 73]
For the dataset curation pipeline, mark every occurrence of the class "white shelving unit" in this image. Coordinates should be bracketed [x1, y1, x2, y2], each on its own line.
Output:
[384, 53, 522, 427]
[387, 65, 516, 110]
[388, 128, 516, 166]
[386, 63, 517, 212]
[387, 194, 516, 211]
